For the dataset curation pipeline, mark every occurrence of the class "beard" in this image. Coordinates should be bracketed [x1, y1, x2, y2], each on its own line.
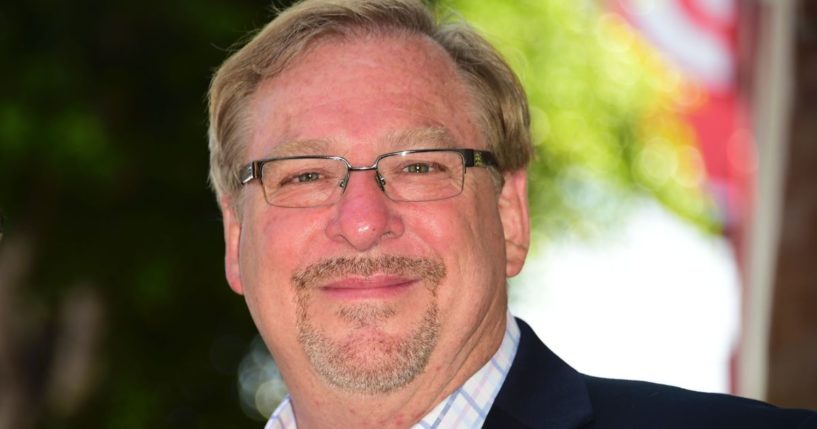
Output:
[292, 255, 445, 394]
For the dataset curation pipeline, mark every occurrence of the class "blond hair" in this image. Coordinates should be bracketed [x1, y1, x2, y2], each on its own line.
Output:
[208, 0, 531, 201]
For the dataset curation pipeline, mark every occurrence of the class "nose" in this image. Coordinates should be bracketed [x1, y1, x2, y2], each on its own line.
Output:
[325, 171, 404, 251]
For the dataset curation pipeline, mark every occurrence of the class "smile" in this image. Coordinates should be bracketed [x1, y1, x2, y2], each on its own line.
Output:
[319, 276, 418, 299]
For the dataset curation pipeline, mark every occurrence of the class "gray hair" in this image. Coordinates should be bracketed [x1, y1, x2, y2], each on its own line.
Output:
[208, 0, 531, 202]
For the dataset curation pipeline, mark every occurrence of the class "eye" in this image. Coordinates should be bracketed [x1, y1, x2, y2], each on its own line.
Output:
[280, 171, 324, 186]
[403, 162, 435, 173]
[295, 172, 321, 182]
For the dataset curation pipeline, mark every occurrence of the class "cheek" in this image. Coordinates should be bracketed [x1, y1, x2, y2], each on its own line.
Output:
[411, 193, 505, 278]
[238, 218, 290, 310]
[400, 202, 469, 266]
[239, 209, 319, 301]
[238, 209, 326, 354]
[248, 209, 328, 268]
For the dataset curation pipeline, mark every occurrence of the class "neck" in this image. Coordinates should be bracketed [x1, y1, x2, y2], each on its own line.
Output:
[287, 310, 508, 429]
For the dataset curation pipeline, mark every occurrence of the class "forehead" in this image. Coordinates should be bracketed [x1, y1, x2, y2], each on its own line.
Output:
[246, 33, 482, 159]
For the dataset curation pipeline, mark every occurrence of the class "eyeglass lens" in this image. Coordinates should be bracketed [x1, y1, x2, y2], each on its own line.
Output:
[259, 151, 466, 207]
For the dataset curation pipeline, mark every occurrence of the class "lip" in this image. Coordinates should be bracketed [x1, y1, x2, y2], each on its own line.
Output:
[319, 275, 417, 299]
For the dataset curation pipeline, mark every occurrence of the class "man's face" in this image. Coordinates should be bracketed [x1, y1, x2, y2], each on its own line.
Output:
[222, 34, 529, 395]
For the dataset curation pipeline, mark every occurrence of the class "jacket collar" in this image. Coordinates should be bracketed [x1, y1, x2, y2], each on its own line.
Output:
[483, 318, 594, 429]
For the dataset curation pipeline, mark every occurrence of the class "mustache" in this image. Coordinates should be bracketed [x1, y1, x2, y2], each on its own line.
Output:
[292, 255, 446, 291]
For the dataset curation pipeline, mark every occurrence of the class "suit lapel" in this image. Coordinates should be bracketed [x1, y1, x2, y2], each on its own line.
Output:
[483, 318, 594, 429]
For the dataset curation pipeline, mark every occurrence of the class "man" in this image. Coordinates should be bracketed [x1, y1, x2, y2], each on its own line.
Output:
[207, 0, 817, 428]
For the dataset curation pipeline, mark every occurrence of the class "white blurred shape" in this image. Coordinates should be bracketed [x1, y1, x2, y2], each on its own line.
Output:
[698, 0, 734, 23]
[510, 198, 739, 393]
[625, 0, 734, 91]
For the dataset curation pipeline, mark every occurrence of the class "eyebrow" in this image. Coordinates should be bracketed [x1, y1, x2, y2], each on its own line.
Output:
[266, 126, 459, 158]
[266, 139, 332, 158]
[383, 127, 459, 150]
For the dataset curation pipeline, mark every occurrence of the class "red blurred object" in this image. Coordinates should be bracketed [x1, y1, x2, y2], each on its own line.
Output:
[608, 0, 755, 393]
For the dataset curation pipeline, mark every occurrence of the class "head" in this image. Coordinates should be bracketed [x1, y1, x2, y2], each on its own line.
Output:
[208, 0, 532, 397]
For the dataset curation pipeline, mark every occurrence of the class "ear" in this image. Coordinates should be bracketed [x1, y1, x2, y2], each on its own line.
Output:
[220, 197, 245, 295]
[498, 170, 530, 278]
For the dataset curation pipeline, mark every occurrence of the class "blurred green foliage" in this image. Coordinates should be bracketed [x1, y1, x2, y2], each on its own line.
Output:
[0, 1, 282, 427]
[446, 0, 716, 241]
[0, 0, 715, 428]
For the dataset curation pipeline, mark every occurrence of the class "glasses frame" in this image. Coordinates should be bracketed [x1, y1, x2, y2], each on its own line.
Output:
[238, 148, 498, 207]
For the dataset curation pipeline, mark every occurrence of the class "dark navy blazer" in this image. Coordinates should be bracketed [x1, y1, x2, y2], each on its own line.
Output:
[483, 319, 817, 429]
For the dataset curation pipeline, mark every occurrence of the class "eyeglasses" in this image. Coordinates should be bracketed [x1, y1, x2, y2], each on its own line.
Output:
[239, 148, 497, 208]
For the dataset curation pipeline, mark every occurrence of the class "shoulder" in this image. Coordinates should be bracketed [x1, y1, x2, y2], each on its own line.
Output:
[490, 318, 817, 429]
[581, 375, 817, 429]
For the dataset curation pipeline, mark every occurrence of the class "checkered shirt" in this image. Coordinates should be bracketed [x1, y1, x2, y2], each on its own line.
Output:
[264, 313, 521, 429]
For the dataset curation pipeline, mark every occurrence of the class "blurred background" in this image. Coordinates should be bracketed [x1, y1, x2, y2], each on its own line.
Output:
[0, 0, 814, 427]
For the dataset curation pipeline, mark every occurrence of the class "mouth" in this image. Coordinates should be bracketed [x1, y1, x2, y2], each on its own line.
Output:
[319, 275, 418, 300]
